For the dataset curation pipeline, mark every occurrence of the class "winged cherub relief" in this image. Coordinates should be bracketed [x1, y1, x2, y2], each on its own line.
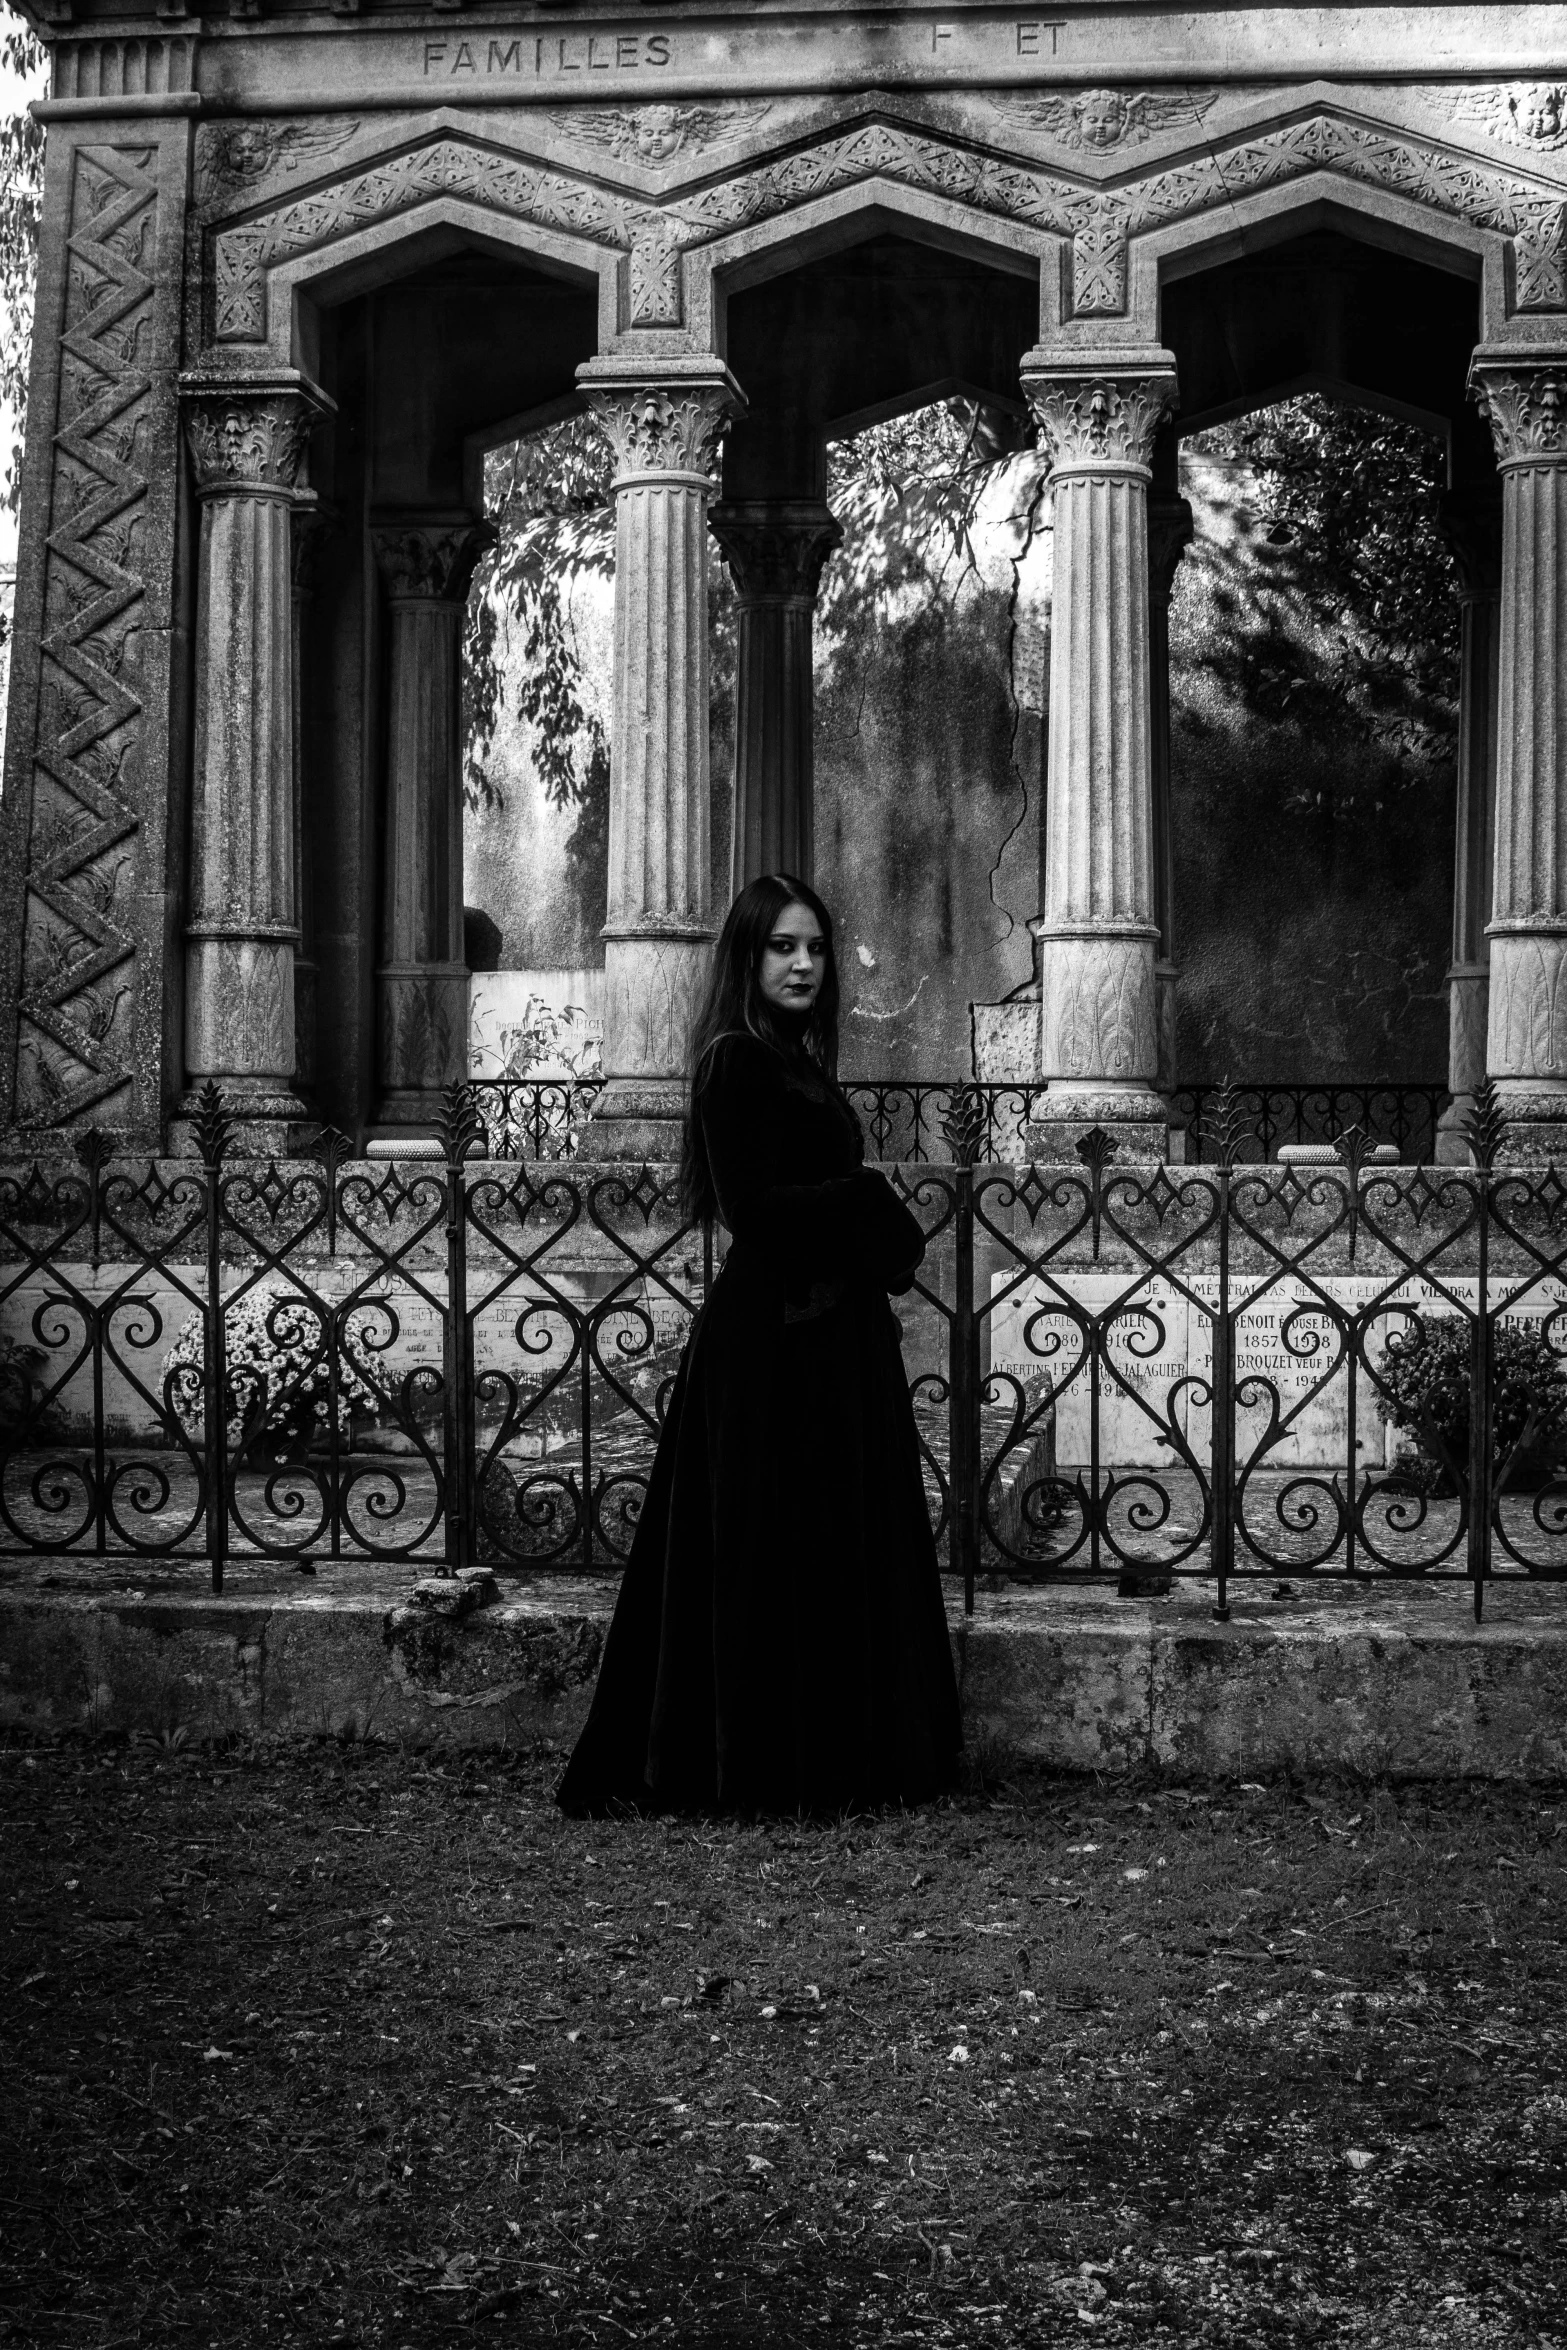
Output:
[551, 100, 774, 168]
[1000, 86, 1217, 151]
[198, 119, 363, 196]
[1452, 84, 1567, 153]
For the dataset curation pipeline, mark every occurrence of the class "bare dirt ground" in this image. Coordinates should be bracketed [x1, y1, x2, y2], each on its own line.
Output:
[2, 1736, 1564, 2349]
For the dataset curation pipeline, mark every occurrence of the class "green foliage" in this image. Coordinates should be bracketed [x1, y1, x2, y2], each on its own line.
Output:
[479, 993, 601, 1083]
[1, 9, 46, 514]
[462, 419, 617, 919]
[1189, 395, 1458, 794]
[1377, 1312, 1567, 1485]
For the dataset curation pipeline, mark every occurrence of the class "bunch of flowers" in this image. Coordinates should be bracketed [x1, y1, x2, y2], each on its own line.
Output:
[164, 1281, 385, 1452]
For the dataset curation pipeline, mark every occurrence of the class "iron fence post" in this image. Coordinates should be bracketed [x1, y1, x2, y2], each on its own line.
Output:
[954, 1160, 979, 1613]
[440, 1084, 480, 1576]
[942, 1090, 985, 1615]
[1212, 1164, 1234, 1619]
[194, 1085, 230, 1597]
[1468, 1169, 1493, 1622]
[75, 1132, 109, 1558]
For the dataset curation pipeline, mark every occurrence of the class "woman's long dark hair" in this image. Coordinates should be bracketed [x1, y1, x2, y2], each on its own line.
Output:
[679, 874, 841, 1220]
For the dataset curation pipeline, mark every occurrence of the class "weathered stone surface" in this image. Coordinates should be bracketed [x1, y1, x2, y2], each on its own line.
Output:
[1471, 351, 1567, 1157]
[371, 517, 495, 1131]
[1434, 491, 1502, 1160]
[7, 1571, 1567, 1775]
[709, 499, 841, 891]
[1, 132, 187, 1152]
[179, 378, 328, 1149]
[11, 6, 1567, 1165]
[1023, 352, 1177, 1157]
[1147, 495, 1193, 1099]
[577, 365, 741, 1158]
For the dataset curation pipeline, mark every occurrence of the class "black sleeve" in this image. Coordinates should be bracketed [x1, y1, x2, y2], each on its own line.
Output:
[701, 1038, 925, 1289]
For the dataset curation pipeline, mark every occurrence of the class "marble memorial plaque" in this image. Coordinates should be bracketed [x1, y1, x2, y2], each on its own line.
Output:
[989, 1270, 1567, 1472]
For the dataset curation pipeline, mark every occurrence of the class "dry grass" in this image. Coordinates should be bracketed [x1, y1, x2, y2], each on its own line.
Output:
[2, 1736, 1565, 2347]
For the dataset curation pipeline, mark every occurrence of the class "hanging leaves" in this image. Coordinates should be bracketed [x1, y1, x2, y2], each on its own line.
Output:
[1, 13, 47, 514]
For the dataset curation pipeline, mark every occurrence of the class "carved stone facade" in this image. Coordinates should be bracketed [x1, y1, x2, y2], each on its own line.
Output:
[1025, 355, 1177, 1156]
[180, 378, 325, 1145]
[6, 7, 1567, 1159]
[0, 135, 180, 1147]
[1471, 350, 1567, 1154]
[709, 501, 842, 890]
[1147, 495, 1194, 1100]
[577, 365, 741, 1156]
[1434, 489, 1503, 1161]
[371, 517, 497, 1130]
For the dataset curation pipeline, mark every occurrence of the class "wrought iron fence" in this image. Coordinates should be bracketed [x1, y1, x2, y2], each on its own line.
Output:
[468, 1077, 1449, 1166]
[1171, 1082, 1450, 1167]
[2, 1084, 1562, 1617]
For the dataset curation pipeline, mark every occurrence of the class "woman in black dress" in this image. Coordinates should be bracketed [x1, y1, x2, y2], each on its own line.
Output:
[556, 874, 961, 1815]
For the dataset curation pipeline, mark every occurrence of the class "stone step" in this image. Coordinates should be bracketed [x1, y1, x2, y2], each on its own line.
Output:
[3, 1563, 1566, 1778]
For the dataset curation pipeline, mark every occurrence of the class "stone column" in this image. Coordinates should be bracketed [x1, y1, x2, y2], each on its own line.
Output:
[1148, 495, 1194, 1098]
[708, 500, 842, 890]
[1021, 349, 1179, 1158]
[290, 501, 332, 1101]
[182, 381, 325, 1148]
[369, 517, 495, 1133]
[577, 362, 744, 1159]
[1434, 489, 1502, 1163]
[1470, 351, 1567, 1159]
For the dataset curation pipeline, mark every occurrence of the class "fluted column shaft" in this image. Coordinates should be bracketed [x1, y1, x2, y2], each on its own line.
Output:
[578, 365, 743, 1158]
[290, 503, 330, 1098]
[371, 518, 495, 1130]
[1022, 351, 1179, 1157]
[1148, 495, 1194, 1097]
[1470, 351, 1567, 1158]
[182, 383, 323, 1144]
[1434, 490, 1502, 1162]
[709, 501, 842, 890]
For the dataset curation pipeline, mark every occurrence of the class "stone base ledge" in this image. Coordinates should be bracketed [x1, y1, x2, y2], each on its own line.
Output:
[4, 1566, 1567, 1778]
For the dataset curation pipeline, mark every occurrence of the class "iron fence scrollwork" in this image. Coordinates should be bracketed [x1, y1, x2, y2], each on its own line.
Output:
[3, 1081, 1565, 1610]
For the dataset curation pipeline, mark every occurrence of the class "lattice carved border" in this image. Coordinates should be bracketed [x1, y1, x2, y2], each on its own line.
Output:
[208, 101, 1567, 344]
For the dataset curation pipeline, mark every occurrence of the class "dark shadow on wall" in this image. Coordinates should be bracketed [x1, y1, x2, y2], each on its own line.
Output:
[814, 450, 1046, 1074]
[1169, 441, 1457, 1084]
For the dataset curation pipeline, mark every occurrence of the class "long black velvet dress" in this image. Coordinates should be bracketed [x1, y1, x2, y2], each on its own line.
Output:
[556, 1031, 961, 1815]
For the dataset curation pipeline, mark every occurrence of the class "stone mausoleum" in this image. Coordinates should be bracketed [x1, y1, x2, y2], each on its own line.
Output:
[2, 1, 1567, 1162]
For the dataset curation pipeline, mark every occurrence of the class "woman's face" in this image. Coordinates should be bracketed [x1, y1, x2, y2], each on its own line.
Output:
[757, 900, 827, 1014]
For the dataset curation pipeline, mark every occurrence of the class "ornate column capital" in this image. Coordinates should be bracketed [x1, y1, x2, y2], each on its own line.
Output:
[370, 516, 498, 605]
[1147, 494, 1195, 606]
[1469, 349, 1567, 472]
[577, 359, 744, 489]
[180, 374, 330, 499]
[709, 500, 843, 606]
[1021, 348, 1179, 481]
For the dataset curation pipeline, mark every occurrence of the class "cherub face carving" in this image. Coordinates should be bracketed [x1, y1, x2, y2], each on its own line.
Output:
[1075, 90, 1134, 149]
[634, 105, 688, 163]
[1513, 84, 1567, 144]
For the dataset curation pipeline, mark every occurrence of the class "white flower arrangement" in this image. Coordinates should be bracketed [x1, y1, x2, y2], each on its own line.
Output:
[164, 1281, 386, 1448]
